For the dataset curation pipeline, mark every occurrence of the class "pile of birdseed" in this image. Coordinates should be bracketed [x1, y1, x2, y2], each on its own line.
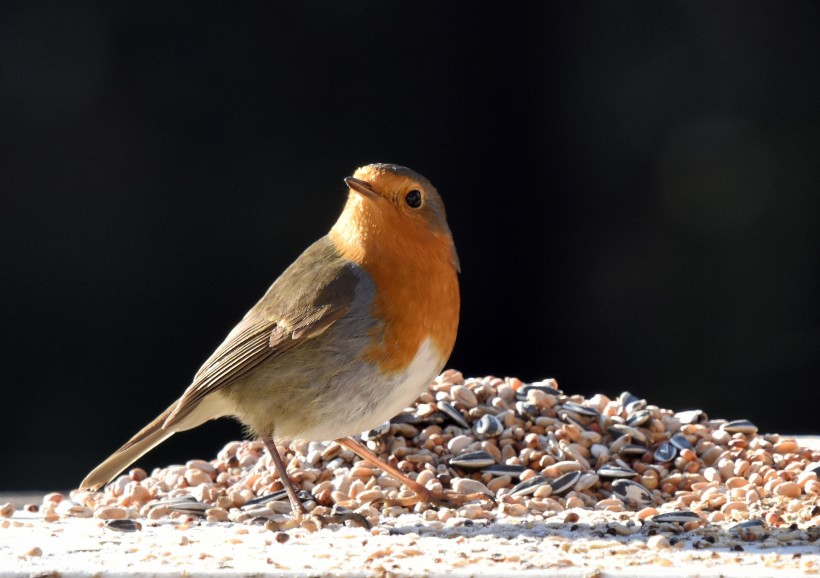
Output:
[4, 371, 818, 572]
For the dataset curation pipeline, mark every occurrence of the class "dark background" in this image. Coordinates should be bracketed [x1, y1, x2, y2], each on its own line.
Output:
[2, 2, 818, 491]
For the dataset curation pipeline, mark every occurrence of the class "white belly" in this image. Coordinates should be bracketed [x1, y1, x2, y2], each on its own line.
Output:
[296, 337, 444, 441]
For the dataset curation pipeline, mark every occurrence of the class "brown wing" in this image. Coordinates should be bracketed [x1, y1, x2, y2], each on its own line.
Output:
[164, 236, 359, 427]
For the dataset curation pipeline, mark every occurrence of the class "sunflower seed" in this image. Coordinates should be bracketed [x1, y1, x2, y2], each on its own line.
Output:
[629, 400, 648, 413]
[516, 383, 562, 400]
[609, 424, 648, 445]
[608, 434, 631, 454]
[362, 421, 391, 441]
[723, 419, 758, 435]
[732, 519, 766, 532]
[669, 434, 695, 452]
[483, 464, 528, 478]
[549, 471, 581, 494]
[561, 402, 599, 417]
[652, 511, 701, 524]
[612, 479, 652, 507]
[104, 519, 142, 532]
[510, 476, 549, 497]
[653, 442, 677, 463]
[560, 412, 590, 431]
[515, 401, 540, 421]
[151, 496, 210, 515]
[597, 464, 638, 478]
[544, 432, 562, 457]
[391, 412, 421, 425]
[168, 503, 209, 516]
[574, 472, 600, 491]
[619, 443, 649, 457]
[607, 424, 629, 439]
[474, 414, 503, 438]
[675, 409, 708, 425]
[561, 444, 591, 470]
[449, 451, 496, 469]
[243, 490, 310, 509]
[437, 401, 470, 429]
[619, 391, 638, 406]
[626, 410, 651, 427]
[419, 412, 447, 426]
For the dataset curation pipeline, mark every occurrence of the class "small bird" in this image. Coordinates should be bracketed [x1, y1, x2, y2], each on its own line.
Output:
[80, 163, 468, 523]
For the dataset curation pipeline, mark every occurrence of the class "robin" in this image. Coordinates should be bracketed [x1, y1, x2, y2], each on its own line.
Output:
[80, 163, 474, 524]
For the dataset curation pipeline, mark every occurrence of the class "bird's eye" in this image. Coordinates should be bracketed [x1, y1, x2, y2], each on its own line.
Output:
[405, 189, 422, 209]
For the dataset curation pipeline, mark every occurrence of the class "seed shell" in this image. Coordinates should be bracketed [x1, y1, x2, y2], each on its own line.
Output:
[438, 401, 470, 429]
[619, 444, 649, 457]
[597, 465, 638, 478]
[150, 496, 210, 515]
[732, 518, 766, 532]
[483, 464, 528, 478]
[449, 451, 496, 469]
[561, 402, 599, 417]
[515, 401, 540, 421]
[626, 410, 651, 427]
[473, 414, 503, 438]
[104, 519, 142, 532]
[723, 419, 758, 435]
[549, 471, 581, 495]
[652, 511, 701, 524]
[653, 442, 677, 463]
[675, 409, 707, 424]
[608, 424, 647, 445]
[611, 479, 652, 507]
[558, 411, 588, 430]
[516, 383, 561, 400]
[242, 490, 310, 509]
[619, 391, 640, 407]
[362, 421, 390, 441]
[669, 434, 695, 452]
[510, 476, 549, 497]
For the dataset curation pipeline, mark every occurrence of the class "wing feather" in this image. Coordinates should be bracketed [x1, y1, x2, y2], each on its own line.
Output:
[163, 237, 359, 427]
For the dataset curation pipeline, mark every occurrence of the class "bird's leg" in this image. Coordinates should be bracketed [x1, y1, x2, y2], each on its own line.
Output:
[337, 436, 493, 509]
[262, 436, 370, 531]
[261, 436, 308, 522]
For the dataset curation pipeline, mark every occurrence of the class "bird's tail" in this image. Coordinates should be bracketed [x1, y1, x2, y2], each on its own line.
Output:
[80, 392, 230, 491]
[79, 404, 178, 491]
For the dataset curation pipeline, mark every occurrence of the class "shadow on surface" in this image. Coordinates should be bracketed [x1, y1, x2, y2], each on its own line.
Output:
[384, 515, 819, 554]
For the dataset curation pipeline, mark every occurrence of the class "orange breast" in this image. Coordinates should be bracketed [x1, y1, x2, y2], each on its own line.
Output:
[329, 196, 460, 374]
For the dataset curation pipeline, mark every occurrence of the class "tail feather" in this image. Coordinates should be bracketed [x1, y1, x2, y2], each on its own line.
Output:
[80, 392, 231, 491]
[80, 405, 176, 491]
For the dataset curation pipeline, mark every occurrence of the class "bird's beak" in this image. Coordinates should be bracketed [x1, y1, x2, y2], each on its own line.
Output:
[345, 177, 378, 200]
